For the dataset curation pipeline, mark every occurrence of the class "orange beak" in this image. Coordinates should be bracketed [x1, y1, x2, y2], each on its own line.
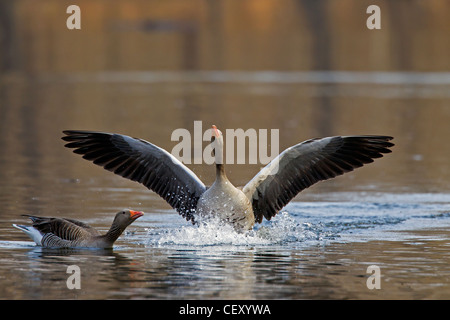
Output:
[129, 210, 144, 220]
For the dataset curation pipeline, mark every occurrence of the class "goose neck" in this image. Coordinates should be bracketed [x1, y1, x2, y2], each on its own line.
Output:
[104, 224, 124, 243]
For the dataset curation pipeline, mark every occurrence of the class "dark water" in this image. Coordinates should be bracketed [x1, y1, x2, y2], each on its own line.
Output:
[1, 193, 450, 300]
[1, 0, 450, 300]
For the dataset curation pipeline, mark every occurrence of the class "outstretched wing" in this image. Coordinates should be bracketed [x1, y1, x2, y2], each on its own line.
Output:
[243, 135, 394, 223]
[62, 130, 207, 221]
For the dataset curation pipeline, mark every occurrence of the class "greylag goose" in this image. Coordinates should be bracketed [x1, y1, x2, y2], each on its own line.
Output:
[62, 127, 393, 231]
[13, 209, 143, 248]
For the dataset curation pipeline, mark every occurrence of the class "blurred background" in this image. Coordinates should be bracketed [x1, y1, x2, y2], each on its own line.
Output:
[0, 0, 449, 214]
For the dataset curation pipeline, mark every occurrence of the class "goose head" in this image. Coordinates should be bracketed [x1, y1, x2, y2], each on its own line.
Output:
[111, 209, 144, 230]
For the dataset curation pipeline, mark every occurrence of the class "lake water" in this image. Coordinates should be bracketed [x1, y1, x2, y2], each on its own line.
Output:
[1, 72, 450, 300]
[1, 0, 450, 301]
[1, 192, 450, 300]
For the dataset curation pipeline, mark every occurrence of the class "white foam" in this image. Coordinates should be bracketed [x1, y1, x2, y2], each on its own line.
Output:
[145, 212, 320, 248]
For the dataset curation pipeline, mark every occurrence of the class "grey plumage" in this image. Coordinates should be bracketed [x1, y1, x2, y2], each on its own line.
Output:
[242, 135, 394, 222]
[14, 210, 143, 248]
[62, 128, 393, 231]
[62, 131, 205, 222]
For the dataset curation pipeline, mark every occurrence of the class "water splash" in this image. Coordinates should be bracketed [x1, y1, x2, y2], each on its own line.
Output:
[142, 193, 450, 249]
[255, 212, 324, 243]
[145, 212, 325, 248]
[147, 216, 269, 247]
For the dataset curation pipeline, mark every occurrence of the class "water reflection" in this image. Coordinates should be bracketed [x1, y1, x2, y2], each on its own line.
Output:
[2, 231, 448, 299]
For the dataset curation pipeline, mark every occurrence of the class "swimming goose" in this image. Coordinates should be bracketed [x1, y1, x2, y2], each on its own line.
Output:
[62, 127, 393, 230]
[13, 209, 143, 248]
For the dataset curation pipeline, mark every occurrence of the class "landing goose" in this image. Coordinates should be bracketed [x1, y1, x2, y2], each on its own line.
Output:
[13, 209, 143, 248]
[62, 127, 393, 230]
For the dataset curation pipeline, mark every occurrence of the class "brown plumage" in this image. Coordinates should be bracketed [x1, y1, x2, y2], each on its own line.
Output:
[13, 210, 143, 248]
[62, 127, 393, 231]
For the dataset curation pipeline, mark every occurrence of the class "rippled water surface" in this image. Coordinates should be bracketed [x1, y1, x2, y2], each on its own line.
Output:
[1, 188, 450, 299]
[1, 0, 450, 300]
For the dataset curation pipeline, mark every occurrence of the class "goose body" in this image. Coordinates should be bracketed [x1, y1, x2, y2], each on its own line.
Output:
[196, 167, 255, 230]
[13, 210, 143, 248]
[62, 127, 393, 231]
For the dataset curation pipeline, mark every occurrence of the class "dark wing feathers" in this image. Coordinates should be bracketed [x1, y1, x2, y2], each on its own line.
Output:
[62, 131, 392, 225]
[243, 136, 394, 223]
[62, 130, 207, 222]
[22, 214, 100, 240]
